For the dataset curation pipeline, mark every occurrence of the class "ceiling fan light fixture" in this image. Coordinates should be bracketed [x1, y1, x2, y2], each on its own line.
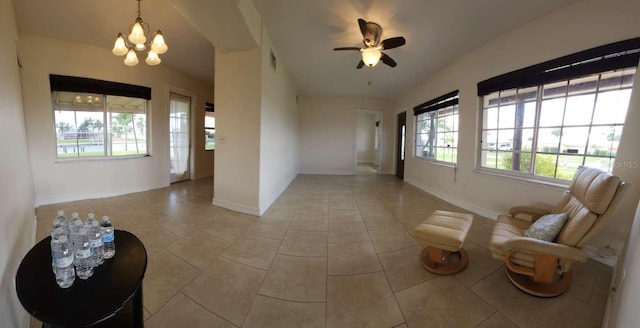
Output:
[362, 48, 381, 67]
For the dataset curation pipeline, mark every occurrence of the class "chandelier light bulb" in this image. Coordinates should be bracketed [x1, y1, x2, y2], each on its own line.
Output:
[112, 33, 128, 56]
[135, 43, 146, 51]
[150, 31, 168, 54]
[128, 20, 147, 45]
[362, 48, 382, 67]
[145, 51, 161, 65]
[124, 48, 139, 66]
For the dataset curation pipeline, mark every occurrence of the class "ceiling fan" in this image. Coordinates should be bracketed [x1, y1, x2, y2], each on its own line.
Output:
[333, 18, 406, 69]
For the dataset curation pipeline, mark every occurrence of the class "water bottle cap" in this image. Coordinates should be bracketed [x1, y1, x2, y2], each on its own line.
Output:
[57, 235, 68, 243]
[71, 212, 79, 218]
[57, 210, 65, 215]
[88, 213, 95, 219]
[102, 216, 110, 222]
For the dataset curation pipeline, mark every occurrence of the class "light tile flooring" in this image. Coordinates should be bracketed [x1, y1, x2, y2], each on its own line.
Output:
[32, 174, 613, 327]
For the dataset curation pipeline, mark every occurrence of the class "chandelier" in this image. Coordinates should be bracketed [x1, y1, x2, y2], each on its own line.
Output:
[112, 0, 168, 66]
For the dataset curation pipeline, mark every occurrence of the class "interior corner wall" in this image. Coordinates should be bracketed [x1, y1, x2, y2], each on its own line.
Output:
[0, 0, 36, 326]
[299, 96, 395, 175]
[356, 113, 376, 164]
[18, 33, 213, 206]
[397, 0, 640, 223]
[258, 29, 299, 214]
[213, 47, 262, 214]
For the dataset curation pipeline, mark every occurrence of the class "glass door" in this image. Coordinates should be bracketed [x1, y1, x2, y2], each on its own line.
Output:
[169, 93, 191, 183]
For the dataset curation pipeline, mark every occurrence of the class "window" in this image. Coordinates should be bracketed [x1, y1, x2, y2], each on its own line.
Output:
[414, 90, 459, 164]
[205, 102, 215, 150]
[478, 38, 640, 181]
[50, 75, 151, 159]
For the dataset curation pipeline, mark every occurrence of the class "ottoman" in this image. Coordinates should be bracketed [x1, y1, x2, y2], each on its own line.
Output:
[412, 210, 474, 274]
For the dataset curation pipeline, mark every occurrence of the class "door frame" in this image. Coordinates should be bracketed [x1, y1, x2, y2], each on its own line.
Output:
[395, 111, 407, 179]
[354, 109, 383, 174]
[166, 85, 196, 183]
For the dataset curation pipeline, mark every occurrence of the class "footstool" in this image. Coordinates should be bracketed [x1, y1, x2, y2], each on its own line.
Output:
[411, 210, 474, 275]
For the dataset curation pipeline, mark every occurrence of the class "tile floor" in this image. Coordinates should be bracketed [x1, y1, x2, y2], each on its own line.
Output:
[32, 174, 613, 328]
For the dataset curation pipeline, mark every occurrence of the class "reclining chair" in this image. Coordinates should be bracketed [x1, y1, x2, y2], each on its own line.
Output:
[489, 166, 628, 297]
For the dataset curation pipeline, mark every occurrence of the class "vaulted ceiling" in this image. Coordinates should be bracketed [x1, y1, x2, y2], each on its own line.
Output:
[14, 0, 580, 99]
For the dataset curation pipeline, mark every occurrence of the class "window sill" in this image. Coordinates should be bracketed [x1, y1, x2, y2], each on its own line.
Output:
[473, 168, 569, 190]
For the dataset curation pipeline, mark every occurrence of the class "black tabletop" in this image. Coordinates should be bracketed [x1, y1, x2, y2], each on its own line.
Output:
[16, 230, 147, 327]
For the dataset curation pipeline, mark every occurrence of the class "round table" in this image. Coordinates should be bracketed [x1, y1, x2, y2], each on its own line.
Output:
[16, 230, 147, 327]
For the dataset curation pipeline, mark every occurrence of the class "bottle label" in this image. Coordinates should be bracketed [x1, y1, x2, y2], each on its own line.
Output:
[76, 249, 91, 258]
[56, 256, 74, 268]
[90, 239, 103, 247]
[103, 233, 114, 243]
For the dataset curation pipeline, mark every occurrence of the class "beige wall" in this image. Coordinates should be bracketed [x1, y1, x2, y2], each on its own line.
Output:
[212, 47, 262, 213]
[259, 30, 299, 213]
[19, 33, 213, 205]
[0, 0, 36, 326]
[356, 112, 377, 164]
[299, 96, 395, 175]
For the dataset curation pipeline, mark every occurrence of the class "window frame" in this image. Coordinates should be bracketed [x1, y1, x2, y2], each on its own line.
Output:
[50, 75, 151, 160]
[413, 90, 460, 166]
[476, 38, 640, 182]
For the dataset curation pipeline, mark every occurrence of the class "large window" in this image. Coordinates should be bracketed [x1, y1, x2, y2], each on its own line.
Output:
[478, 38, 639, 181]
[414, 90, 459, 164]
[205, 102, 215, 150]
[50, 75, 151, 159]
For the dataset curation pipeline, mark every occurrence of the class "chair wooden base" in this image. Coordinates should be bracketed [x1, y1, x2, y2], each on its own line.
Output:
[505, 266, 572, 297]
[420, 246, 469, 275]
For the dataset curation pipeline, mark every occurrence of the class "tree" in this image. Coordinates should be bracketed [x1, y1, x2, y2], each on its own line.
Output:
[113, 113, 133, 151]
[57, 122, 72, 137]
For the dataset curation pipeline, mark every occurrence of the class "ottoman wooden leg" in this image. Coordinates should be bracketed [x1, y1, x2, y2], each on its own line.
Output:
[420, 246, 469, 275]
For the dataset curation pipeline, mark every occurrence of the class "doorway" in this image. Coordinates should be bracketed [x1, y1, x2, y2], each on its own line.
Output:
[169, 93, 191, 183]
[355, 110, 382, 175]
[396, 111, 406, 179]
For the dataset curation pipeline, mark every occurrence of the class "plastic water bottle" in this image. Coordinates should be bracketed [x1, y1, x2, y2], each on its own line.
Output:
[88, 221, 104, 267]
[101, 216, 115, 259]
[50, 227, 66, 274]
[51, 235, 75, 288]
[52, 210, 68, 235]
[68, 215, 84, 251]
[85, 213, 97, 228]
[74, 228, 94, 279]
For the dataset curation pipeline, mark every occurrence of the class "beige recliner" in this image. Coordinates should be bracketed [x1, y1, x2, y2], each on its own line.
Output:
[489, 166, 628, 297]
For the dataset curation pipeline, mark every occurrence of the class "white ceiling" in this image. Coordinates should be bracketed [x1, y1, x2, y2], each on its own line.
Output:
[14, 0, 580, 99]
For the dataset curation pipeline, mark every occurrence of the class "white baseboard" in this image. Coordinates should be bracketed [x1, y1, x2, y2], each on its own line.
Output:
[212, 197, 260, 216]
[299, 169, 355, 175]
[259, 171, 298, 215]
[35, 184, 166, 207]
[405, 178, 501, 220]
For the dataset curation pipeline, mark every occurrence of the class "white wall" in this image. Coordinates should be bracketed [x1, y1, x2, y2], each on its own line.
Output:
[212, 47, 262, 214]
[397, 0, 640, 231]
[259, 29, 299, 213]
[0, 1, 36, 326]
[356, 112, 376, 164]
[19, 33, 214, 206]
[299, 96, 394, 175]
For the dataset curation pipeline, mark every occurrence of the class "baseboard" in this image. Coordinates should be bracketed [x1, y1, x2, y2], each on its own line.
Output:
[259, 171, 298, 215]
[405, 178, 501, 220]
[212, 197, 260, 216]
[35, 183, 166, 207]
[299, 169, 355, 175]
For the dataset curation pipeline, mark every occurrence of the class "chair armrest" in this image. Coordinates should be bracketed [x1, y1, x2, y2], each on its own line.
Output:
[509, 206, 551, 221]
[502, 237, 588, 263]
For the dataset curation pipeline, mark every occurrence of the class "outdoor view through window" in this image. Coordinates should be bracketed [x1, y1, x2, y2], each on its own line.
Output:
[53, 91, 148, 158]
[480, 68, 636, 180]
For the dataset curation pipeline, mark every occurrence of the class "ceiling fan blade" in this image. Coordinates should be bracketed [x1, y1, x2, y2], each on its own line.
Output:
[356, 60, 365, 69]
[381, 53, 397, 67]
[358, 18, 368, 38]
[382, 36, 406, 50]
[333, 47, 361, 51]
